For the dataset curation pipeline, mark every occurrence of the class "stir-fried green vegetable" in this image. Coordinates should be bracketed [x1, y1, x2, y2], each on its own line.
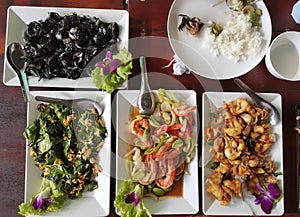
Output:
[19, 103, 108, 215]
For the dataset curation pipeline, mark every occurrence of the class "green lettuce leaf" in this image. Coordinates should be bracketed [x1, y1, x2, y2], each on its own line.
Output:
[91, 47, 132, 93]
[114, 180, 152, 217]
[18, 178, 67, 216]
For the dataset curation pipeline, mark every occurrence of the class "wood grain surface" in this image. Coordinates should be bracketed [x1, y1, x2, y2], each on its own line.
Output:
[0, 0, 300, 216]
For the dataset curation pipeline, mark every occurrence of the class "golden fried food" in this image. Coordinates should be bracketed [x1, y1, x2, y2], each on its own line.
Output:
[206, 98, 278, 205]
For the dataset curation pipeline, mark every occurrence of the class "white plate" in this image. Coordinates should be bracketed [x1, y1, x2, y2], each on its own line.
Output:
[25, 91, 111, 217]
[201, 92, 284, 216]
[115, 90, 199, 215]
[167, 0, 272, 80]
[4, 6, 129, 88]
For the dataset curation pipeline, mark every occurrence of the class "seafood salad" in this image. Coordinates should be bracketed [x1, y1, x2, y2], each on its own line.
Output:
[205, 98, 283, 214]
[114, 89, 197, 217]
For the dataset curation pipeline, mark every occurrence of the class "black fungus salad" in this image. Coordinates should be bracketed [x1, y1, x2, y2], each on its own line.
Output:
[23, 12, 120, 80]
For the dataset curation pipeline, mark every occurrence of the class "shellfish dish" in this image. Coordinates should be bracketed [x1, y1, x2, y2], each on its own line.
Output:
[23, 12, 120, 80]
[114, 89, 198, 217]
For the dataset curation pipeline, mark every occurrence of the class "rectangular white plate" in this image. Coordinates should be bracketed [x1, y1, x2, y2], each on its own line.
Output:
[115, 90, 199, 215]
[4, 6, 129, 88]
[202, 92, 284, 216]
[25, 91, 111, 217]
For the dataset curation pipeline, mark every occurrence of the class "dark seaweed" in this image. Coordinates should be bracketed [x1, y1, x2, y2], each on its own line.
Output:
[23, 12, 119, 80]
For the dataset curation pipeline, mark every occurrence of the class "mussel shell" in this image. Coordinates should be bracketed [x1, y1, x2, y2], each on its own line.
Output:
[24, 21, 43, 43]
[23, 12, 120, 80]
[48, 12, 63, 23]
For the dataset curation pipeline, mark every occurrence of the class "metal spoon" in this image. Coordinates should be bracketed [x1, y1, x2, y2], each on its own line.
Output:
[7, 42, 31, 102]
[35, 96, 104, 116]
[234, 78, 280, 125]
[137, 56, 155, 115]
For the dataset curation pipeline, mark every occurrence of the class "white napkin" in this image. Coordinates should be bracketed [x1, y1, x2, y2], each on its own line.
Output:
[162, 55, 191, 75]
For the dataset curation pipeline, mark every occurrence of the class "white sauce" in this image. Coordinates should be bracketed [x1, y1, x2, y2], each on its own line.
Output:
[270, 43, 300, 79]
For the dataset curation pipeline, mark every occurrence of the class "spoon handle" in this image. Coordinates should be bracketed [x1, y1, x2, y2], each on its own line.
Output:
[35, 96, 73, 107]
[234, 78, 265, 105]
[139, 56, 150, 92]
[21, 71, 31, 102]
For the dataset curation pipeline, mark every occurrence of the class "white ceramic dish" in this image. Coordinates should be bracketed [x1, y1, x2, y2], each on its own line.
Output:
[201, 92, 284, 216]
[4, 6, 129, 88]
[115, 90, 199, 215]
[167, 0, 272, 80]
[265, 31, 300, 81]
[25, 91, 111, 217]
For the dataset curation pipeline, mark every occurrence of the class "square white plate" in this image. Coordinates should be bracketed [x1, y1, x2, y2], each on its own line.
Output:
[202, 92, 284, 216]
[4, 6, 129, 88]
[115, 90, 199, 215]
[25, 91, 111, 217]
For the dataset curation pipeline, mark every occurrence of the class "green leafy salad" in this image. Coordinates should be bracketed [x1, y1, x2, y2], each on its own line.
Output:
[19, 103, 108, 216]
[91, 47, 132, 93]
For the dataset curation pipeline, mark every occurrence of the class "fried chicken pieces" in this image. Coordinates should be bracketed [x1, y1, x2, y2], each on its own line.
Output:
[206, 98, 277, 206]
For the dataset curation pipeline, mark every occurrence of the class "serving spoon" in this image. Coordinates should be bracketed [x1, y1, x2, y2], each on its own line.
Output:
[234, 78, 280, 125]
[7, 42, 31, 102]
[35, 95, 104, 116]
[137, 56, 155, 115]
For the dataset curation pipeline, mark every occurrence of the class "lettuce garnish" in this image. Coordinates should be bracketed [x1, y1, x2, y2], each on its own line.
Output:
[91, 47, 132, 93]
[114, 180, 152, 217]
[18, 178, 67, 216]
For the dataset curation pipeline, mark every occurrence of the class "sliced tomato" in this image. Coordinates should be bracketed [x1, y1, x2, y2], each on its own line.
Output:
[167, 123, 182, 131]
[167, 123, 184, 137]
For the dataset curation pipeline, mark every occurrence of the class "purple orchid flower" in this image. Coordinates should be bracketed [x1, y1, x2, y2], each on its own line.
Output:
[125, 185, 142, 208]
[32, 188, 52, 210]
[254, 183, 281, 214]
[95, 51, 122, 75]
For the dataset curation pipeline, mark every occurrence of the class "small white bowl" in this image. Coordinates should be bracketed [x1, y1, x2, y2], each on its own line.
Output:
[265, 31, 300, 81]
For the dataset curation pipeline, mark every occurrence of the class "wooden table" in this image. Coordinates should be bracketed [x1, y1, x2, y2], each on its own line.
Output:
[0, 0, 299, 216]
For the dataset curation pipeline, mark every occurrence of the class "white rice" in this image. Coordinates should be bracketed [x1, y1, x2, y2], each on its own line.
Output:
[203, 13, 264, 62]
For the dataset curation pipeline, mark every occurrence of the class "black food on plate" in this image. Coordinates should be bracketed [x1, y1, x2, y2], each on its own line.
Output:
[178, 14, 203, 35]
[23, 12, 120, 80]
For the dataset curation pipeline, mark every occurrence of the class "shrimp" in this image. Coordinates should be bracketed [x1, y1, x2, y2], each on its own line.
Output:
[165, 147, 183, 159]
[131, 118, 151, 137]
[139, 154, 157, 185]
[156, 158, 175, 189]
[172, 102, 197, 117]
[156, 159, 167, 179]
[175, 160, 185, 177]
[131, 118, 152, 147]
[155, 136, 178, 159]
